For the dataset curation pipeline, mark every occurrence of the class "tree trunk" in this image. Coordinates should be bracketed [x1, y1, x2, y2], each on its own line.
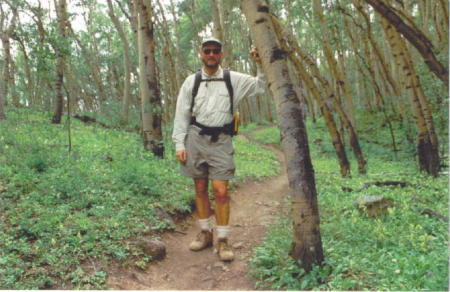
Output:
[0, 32, 11, 119]
[15, 35, 34, 106]
[271, 15, 367, 174]
[0, 2, 18, 119]
[219, 0, 234, 69]
[272, 16, 350, 177]
[343, 14, 398, 153]
[211, 0, 224, 41]
[52, 0, 68, 124]
[381, 14, 439, 176]
[155, 0, 179, 124]
[240, 0, 324, 272]
[168, 0, 185, 85]
[137, 0, 164, 157]
[364, 0, 448, 87]
[106, 0, 132, 125]
[312, 0, 356, 128]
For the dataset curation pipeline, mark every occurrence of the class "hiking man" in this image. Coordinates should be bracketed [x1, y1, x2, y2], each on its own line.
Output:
[172, 37, 265, 261]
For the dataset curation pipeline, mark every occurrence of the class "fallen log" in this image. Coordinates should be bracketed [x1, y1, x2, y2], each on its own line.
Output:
[342, 181, 410, 193]
[363, 181, 409, 188]
[73, 114, 111, 129]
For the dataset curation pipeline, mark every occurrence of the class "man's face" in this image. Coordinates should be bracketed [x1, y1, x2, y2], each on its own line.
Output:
[200, 44, 223, 69]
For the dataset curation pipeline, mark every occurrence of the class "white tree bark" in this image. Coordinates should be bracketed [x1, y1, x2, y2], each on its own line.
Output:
[240, 0, 324, 272]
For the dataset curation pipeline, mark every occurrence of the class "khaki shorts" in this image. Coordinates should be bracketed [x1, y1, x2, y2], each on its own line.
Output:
[181, 125, 235, 180]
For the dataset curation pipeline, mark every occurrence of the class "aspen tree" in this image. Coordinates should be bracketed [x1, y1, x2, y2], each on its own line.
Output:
[106, 0, 132, 125]
[241, 0, 324, 272]
[380, 12, 439, 176]
[342, 13, 398, 153]
[312, 0, 356, 128]
[0, 1, 18, 119]
[154, 0, 179, 124]
[137, 0, 164, 157]
[219, 0, 233, 69]
[272, 15, 367, 174]
[168, 0, 185, 86]
[364, 0, 448, 87]
[51, 0, 68, 124]
[66, 23, 107, 109]
[272, 15, 351, 177]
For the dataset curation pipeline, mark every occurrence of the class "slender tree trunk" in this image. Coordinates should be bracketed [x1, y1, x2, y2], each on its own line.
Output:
[272, 16, 367, 174]
[0, 2, 18, 119]
[272, 16, 350, 177]
[241, 0, 324, 272]
[343, 15, 398, 153]
[137, 0, 164, 157]
[351, 0, 402, 97]
[168, 0, 185, 85]
[211, 0, 224, 41]
[312, 0, 356, 128]
[155, 0, 179, 123]
[0, 32, 11, 119]
[52, 0, 68, 124]
[106, 0, 132, 125]
[381, 14, 439, 176]
[15, 36, 35, 106]
[364, 0, 448, 87]
[219, 0, 234, 68]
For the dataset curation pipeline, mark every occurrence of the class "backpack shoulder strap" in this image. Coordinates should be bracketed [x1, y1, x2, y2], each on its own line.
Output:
[223, 69, 234, 115]
[191, 70, 202, 113]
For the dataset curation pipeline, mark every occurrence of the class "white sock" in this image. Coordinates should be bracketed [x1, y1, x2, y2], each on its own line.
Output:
[198, 218, 212, 231]
[216, 225, 230, 239]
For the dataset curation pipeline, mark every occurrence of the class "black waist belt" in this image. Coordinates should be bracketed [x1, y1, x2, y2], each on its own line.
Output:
[191, 117, 233, 142]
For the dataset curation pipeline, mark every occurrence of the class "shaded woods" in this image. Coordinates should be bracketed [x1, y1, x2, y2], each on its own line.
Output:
[0, 0, 446, 173]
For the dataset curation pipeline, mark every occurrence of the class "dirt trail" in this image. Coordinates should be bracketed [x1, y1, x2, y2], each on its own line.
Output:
[107, 134, 288, 290]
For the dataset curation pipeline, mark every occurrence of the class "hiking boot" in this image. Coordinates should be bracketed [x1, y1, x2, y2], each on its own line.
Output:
[218, 238, 234, 261]
[189, 230, 213, 251]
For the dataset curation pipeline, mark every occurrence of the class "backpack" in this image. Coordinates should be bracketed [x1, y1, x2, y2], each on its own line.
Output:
[190, 69, 239, 135]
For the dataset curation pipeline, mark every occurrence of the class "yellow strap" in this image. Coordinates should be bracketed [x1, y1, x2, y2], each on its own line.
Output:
[233, 112, 240, 134]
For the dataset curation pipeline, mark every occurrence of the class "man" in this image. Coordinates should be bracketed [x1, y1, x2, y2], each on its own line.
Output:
[172, 37, 264, 261]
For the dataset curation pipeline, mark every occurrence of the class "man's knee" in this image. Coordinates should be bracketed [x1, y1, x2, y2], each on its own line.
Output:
[212, 182, 229, 204]
[194, 178, 208, 194]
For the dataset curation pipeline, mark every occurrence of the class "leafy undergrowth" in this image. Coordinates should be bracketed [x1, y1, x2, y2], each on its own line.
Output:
[0, 108, 278, 289]
[248, 114, 448, 291]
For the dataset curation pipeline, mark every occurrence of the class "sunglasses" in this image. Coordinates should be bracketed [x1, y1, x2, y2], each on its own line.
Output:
[203, 48, 221, 55]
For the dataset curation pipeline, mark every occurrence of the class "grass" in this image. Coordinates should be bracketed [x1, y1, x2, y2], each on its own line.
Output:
[248, 113, 448, 291]
[0, 108, 279, 289]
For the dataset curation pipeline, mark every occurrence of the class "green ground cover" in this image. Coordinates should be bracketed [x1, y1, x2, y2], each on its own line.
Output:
[248, 114, 449, 291]
[0, 109, 278, 289]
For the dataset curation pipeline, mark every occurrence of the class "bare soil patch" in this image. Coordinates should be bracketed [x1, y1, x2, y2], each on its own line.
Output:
[107, 135, 288, 290]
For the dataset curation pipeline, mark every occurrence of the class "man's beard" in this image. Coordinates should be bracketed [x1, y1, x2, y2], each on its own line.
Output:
[202, 58, 220, 70]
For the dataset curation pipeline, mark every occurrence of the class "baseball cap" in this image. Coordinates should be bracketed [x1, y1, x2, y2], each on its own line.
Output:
[201, 37, 222, 48]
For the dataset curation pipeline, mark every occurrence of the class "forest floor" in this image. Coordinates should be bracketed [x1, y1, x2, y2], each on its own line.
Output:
[106, 132, 289, 290]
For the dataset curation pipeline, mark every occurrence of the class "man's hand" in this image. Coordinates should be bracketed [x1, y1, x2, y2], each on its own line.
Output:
[250, 45, 261, 63]
[176, 149, 187, 164]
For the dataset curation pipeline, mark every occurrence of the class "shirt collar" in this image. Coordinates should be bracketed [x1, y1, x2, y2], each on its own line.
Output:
[202, 66, 223, 78]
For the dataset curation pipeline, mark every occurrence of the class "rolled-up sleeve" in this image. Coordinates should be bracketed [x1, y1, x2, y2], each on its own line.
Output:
[172, 76, 193, 151]
[232, 64, 266, 108]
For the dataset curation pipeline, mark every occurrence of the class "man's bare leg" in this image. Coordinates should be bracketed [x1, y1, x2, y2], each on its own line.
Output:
[212, 180, 234, 261]
[194, 178, 211, 219]
[190, 178, 213, 251]
[212, 180, 229, 225]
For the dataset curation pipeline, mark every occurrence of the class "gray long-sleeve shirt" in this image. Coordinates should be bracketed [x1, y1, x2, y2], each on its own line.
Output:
[172, 66, 266, 151]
